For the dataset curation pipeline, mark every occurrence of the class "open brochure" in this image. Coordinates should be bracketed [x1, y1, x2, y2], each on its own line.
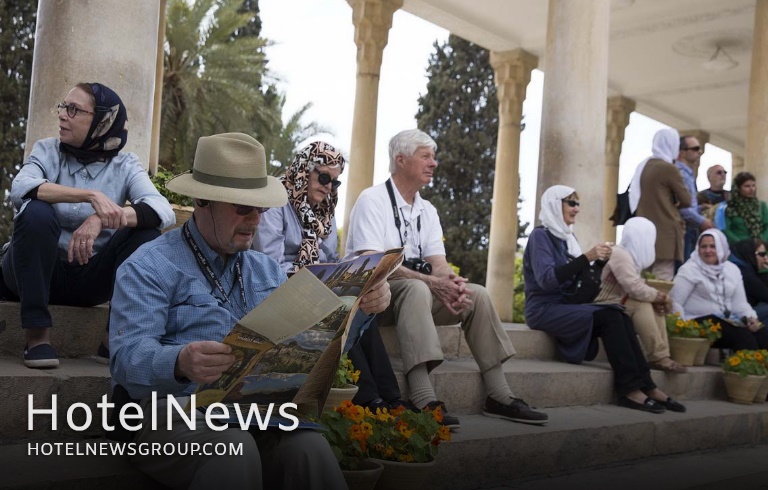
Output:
[189, 248, 404, 428]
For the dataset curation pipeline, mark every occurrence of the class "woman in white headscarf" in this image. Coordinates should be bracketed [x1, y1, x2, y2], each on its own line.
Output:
[628, 128, 690, 280]
[598, 217, 685, 373]
[523, 185, 685, 413]
[670, 229, 767, 350]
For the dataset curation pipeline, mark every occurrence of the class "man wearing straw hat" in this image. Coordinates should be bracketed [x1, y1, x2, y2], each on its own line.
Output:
[110, 133, 390, 489]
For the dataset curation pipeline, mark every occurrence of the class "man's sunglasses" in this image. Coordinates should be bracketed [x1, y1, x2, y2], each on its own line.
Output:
[232, 204, 268, 216]
[684, 146, 702, 152]
[562, 199, 580, 208]
[315, 169, 342, 190]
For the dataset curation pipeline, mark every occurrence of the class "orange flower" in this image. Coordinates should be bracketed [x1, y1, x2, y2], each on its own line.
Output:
[429, 405, 444, 424]
[395, 420, 413, 439]
[728, 356, 741, 367]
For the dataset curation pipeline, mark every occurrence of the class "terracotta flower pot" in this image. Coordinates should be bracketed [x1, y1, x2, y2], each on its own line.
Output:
[324, 385, 359, 410]
[370, 458, 435, 490]
[342, 459, 384, 490]
[753, 375, 768, 404]
[723, 372, 765, 404]
[668, 337, 709, 366]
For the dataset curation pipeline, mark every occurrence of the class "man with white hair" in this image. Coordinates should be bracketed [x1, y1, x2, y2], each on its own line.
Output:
[698, 164, 731, 207]
[345, 129, 548, 430]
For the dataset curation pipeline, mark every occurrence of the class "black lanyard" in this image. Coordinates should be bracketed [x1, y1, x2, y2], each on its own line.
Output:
[182, 222, 247, 313]
[385, 179, 423, 259]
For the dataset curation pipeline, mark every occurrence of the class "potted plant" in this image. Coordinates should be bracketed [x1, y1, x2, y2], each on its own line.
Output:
[319, 401, 450, 490]
[722, 349, 768, 404]
[324, 354, 360, 410]
[665, 312, 722, 366]
[151, 169, 194, 230]
[752, 349, 768, 403]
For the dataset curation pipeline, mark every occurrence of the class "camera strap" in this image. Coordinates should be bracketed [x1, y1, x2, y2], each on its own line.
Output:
[385, 178, 422, 258]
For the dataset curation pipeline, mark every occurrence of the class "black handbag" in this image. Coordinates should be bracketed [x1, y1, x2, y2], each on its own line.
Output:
[609, 185, 633, 227]
[561, 259, 606, 304]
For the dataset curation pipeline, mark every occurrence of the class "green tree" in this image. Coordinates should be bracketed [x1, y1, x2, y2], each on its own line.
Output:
[161, 0, 279, 171]
[0, 1, 36, 244]
[416, 35, 527, 285]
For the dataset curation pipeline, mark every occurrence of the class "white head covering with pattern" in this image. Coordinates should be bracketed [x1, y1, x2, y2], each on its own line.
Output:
[539, 185, 582, 257]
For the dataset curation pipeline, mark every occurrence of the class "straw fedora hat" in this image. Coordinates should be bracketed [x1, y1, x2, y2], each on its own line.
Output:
[166, 133, 287, 208]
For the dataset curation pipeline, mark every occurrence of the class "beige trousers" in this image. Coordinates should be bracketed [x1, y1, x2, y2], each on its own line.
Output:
[651, 259, 675, 281]
[379, 279, 516, 374]
[624, 298, 670, 361]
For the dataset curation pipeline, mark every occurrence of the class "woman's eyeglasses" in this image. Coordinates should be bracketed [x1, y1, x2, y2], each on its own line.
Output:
[562, 199, 580, 208]
[55, 102, 95, 118]
[314, 169, 342, 190]
[232, 204, 268, 216]
[755, 251, 768, 258]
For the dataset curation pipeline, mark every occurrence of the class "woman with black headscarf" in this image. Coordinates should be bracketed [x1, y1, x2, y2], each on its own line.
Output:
[1, 82, 174, 369]
[730, 238, 768, 326]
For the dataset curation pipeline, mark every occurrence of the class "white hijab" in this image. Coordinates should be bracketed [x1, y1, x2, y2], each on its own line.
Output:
[539, 185, 582, 257]
[619, 217, 656, 270]
[683, 228, 732, 316]
[628, 128, 680, 213]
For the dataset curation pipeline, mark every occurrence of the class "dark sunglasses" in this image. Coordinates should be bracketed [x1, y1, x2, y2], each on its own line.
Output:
[562, 199, 580, 208]
[684, 146, 702, 152]
[715, 170, 727, 175]
[232, 204, 268, 216]
[756, 251, 768, 258]
[314, 169, 342, 190]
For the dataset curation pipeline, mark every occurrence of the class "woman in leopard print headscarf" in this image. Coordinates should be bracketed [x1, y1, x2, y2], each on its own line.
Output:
[281, 141, 346, 270]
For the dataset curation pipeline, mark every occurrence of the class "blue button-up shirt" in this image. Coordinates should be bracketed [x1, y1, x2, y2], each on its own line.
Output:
[675, 160, 706, 228]
[110, 217, 284, 399]
[11, 138, 175, 259]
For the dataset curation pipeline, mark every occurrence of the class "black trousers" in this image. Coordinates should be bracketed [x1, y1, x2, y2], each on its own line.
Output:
[592, 308, 656, 397]
[713, 322, 768, 350]
[348, 319, 402, 404]
[1, 200, 160, 329]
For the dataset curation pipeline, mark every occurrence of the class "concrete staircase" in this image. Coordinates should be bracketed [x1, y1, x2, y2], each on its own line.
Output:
[1, 301, 767, 489]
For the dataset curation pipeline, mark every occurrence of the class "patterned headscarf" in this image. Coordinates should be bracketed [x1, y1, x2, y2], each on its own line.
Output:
[726, 186, 763, 238]
[282, 141, 347, 269]
[59, 82, 128, 164]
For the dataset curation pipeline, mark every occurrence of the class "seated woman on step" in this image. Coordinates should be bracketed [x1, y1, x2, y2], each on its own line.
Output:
[599, 217, 686, 373]
[254, 141, 411, 412]
[729, 238, 768, 327]
[523, 185, 685, 414]
[0, 82, 174, 369]
[670, 229, 767, 351]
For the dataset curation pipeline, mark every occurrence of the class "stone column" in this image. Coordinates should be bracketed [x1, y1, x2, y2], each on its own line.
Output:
[344, 0, 403, 232]
[604, 96, 635, 242]
[732, 154, 745, 174]
[149, 0, 168, 175]
[486, 50, 537, 322]
[26, 1, 161, 169]
[536, 0, 610, 246]
[746, 0, 768, 184]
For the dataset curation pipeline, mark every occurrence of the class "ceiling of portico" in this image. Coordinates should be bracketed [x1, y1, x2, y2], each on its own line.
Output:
[401, 0, 757, 154]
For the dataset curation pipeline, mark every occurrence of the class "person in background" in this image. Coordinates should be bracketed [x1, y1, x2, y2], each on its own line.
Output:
[723, 172, 768, 244]
[675, 135, 713, 261]
[599, 217, 686, 373]
[670, 229, 767, 351]
[697, 165, 730, 207]
[525, 185, 685, 414]
[256, 141, 411, 412]
[1, 82, 174, 369]
[629, 128, 691, 280]
[729, 238, 768, 327]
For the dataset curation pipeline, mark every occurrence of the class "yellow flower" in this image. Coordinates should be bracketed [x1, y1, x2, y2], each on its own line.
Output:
[398, 453, 415, 463]
[756, 351, 764, 362]
[351, 369, 361, 383]
[728, 356, 741, 367]
[374, 407, 394, 422]
[395, 420, 413, 439]
[676, 320, 685, 327]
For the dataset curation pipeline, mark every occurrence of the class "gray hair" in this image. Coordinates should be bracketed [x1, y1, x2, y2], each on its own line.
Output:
[388, 129, 437, 173]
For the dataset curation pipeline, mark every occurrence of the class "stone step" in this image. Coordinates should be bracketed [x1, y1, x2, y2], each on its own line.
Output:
[0, 302, 109, 359]
[0, 354, 729, 441]
[2, 401, 767, 489]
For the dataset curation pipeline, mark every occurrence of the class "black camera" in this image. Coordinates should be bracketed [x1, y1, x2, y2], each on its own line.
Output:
[402, 258, 432, 275]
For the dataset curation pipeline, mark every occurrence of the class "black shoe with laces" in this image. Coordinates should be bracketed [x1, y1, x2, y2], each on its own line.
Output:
[422, 400, 460, 431]
[483, 396, 549, 425]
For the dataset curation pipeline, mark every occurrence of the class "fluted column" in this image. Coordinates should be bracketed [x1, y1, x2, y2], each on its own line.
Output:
[536, 0, 610, 246]
[25, 1, 161, 168]
[732, 154, 745, 174]
[149, 0, 168, 175]
[344, 0, 403, 232]
[604, 96, 635, 242]
[486, 50, 538, 321]
[746, 0, 768, 182]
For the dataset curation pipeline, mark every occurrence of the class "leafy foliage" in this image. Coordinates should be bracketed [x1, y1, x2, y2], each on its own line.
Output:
[723, 349, 768, 378]
[150, 169, 194, 207]
[416, 35, 527, 285]
[0, 1, 36, 244]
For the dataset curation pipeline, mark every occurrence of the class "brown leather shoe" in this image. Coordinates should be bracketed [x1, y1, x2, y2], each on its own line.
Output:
[648, 358, 688, 373]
